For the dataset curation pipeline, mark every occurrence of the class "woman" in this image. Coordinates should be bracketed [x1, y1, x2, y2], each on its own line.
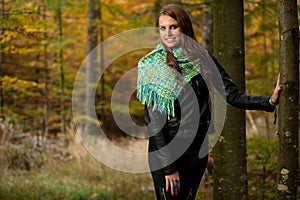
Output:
[136, 4, 282, 200]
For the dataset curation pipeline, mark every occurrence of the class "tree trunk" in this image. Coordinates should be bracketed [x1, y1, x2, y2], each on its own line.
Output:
[57, 0, 66, 135]
[99, 0, 104, 121]
[213, 0, 247, 199]
[276, 0, 299, 199]
[202, 0, 213, 53]
[43, 0, 49, 136]
[261, 0, 271, 138]
[153, 0, 162, 23]
[0, 0, 4, 119]
[86, 0, 100, 135]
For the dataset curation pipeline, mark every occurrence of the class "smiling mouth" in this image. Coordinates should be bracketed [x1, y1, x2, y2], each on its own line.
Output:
[165, 38, 176, 42]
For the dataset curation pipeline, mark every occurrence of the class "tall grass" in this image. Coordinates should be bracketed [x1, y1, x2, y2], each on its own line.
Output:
[0, 134, 155, 200]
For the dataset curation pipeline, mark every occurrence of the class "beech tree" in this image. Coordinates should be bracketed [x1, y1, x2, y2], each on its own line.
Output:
[276, 0, 299, 199]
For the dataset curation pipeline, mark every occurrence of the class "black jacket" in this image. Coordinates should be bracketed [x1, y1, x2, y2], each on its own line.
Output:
[145, 55, 275, 174]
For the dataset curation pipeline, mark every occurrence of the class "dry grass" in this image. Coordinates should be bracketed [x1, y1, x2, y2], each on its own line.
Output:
[0, 117, 220, 200]
[0, 131, 155, 200]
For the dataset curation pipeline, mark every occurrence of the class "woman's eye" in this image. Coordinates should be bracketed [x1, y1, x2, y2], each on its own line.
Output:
[159, 25, 179, 31]
[170, 25, 178, 30]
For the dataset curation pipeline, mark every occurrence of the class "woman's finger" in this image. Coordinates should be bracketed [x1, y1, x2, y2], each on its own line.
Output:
[165, 178, 169, 192]
[276, 75, 283, 91]
[170, 181, 174, 196]
[276, 74, 280, 87]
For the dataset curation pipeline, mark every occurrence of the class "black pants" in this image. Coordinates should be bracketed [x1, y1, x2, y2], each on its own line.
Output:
[150, 154, 208, 200]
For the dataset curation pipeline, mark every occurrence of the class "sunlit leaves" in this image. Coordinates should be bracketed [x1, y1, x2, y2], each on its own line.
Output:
[2, 0, 291, 134]
[244, 0, 279, 95]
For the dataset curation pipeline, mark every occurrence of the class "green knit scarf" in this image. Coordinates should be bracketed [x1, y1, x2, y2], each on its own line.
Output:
[137, 44, 201, 117]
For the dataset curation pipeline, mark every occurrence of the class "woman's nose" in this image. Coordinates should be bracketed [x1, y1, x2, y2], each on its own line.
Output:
[167, 29, 173, 36]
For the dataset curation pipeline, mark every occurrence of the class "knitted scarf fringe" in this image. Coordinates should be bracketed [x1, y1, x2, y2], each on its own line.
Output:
[137, 85, 175, 117]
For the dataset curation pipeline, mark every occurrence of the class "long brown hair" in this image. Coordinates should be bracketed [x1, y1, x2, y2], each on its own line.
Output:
[157, 4, 202, 78]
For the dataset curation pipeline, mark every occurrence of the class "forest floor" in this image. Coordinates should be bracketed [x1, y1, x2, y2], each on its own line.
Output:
[0, 131, 214, 200]
[1, 116, 295, 199]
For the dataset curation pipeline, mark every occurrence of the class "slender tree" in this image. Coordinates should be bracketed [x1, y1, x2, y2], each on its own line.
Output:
[276, 0, 299, 199]
[202, 0, 213, 53]
[99, 0, 104, 121]
[86, 0, 100, 134]
[43, 0, 49, 136]
[261, 0, 271, 138]
[0, 0, 4, 119]
[57, 0, 66, 135]
[213, 0, 248, 199]
[153, 0, 162, 23]
[201, 1, 214, 192]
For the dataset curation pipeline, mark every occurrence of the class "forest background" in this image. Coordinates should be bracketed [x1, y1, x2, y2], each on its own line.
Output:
[0, 0, 299, 199]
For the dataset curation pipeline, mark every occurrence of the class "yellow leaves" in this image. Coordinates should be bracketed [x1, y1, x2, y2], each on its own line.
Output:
[23, 26, 47, 34]
[3, 46, 38, 55]
[1, 75, 44, 91]
[1, 31, 18, 43]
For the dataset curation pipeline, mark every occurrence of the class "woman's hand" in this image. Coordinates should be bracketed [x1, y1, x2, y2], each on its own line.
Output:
[165, 171, 180, 196]
[269, 74, 283, 105]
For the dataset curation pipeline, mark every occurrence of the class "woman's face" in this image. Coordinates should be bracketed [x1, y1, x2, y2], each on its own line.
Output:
[158, 15, 182, 48]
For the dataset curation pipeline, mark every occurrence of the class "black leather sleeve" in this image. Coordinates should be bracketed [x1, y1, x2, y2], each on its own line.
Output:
[209, 54, 276, 112]
[145, 106, 178, 175]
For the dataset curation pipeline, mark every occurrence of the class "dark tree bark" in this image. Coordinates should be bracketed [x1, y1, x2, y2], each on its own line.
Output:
[99, 0, 104, 121]
[0, 0, 4, 119]
[153, 0, 162, 25]
[202, 0, 213, 53]
[213, 0, 247, 199]
[86, 0, 100, 135]
[276, 0, 299, 199]
[43, 0, 49, 136]
[57, 0, 66, 135]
